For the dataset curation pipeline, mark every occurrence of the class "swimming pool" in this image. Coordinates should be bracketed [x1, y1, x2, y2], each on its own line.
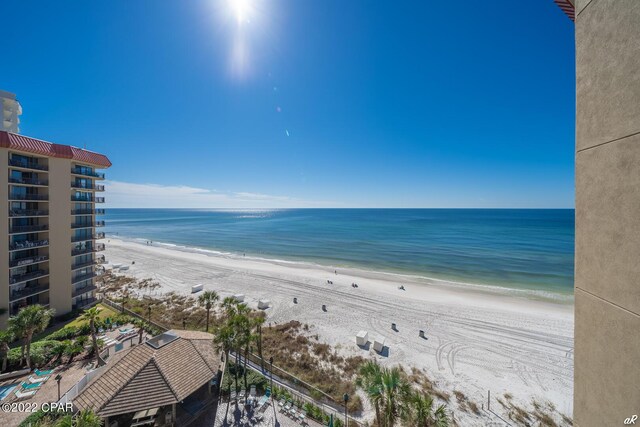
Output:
[0, 384, 18, 400]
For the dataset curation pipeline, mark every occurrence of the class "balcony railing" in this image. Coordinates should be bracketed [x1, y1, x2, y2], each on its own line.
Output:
[9, 177, 48, 186]
[10, 269, 49, 285]
[9, 194, 48, 201]
[9, 209, 49, 217]
[71, 244, 105, 256]
[10, 255, 49, 268]
[71, 167, 105, 179]
[71, 195, 105, 203]
[72, 284, 98, 298]
[9, 224, 49, 234]
[72, 272, 98, 284]
[71, 221, 105, 229]
[9, 239, 49, 251]
[9, 159, 48, 171]
[10, 284, 50, 302]
[71, 233, 105, 243]
[72, 256, 106, 270]
[71, 208, 105, 215]
[71, 183, 106, 192]
[72, 297, 97, 310]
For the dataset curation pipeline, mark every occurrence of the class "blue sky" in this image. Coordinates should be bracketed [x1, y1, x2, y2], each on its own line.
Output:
[0, 0, 575, 208]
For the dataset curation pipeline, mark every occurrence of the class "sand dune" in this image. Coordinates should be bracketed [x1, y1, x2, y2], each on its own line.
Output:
[103, 238, 574, 424]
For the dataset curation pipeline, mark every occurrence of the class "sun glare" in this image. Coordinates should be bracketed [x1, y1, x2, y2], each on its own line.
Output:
[229, 0, 253, 24]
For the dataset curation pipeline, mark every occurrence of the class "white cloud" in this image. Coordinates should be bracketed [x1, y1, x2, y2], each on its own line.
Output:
[103, 180, 333, 208]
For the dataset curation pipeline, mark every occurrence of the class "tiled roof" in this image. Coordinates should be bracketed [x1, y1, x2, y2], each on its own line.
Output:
[73, 330, 220, 417]
[0, 130, 111, 167]
[554, 0, 575, 21]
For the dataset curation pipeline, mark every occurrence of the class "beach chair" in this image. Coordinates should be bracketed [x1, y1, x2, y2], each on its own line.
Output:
[283, 400, 291, 414]
[289, 405, 297, 418]
[230, 388, 237, 403]
[238, 388, 246, 404]
[249, 385, 256, 403]
[278, 397, 286, 411]
[34, 368, 54, 376]
[27, 374, 49, 384]
[14, 389, 37, 400]
[20, 381, 43, 390]
[298, 409, 307, 425]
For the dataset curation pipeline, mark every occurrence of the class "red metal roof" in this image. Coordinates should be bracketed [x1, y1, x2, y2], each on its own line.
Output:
[554, 0, 575, 21]
[0, 131, 111, 168]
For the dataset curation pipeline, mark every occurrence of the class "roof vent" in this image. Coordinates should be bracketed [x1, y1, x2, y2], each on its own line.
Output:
[146, 332, 179, 349]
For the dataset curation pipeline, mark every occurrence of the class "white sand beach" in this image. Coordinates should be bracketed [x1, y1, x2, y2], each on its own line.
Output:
[103, 238, 574, 422]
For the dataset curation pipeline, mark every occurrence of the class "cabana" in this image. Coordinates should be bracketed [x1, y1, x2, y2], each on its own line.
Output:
[257, 299, 270, 309]
[373, 336, 386, 353]
[356, 330, 369, 346]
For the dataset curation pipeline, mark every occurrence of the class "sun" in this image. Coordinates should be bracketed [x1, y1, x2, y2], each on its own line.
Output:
[229, 0, 253, 24]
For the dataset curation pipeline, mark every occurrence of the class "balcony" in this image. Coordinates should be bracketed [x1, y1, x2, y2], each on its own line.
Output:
[9, 159, 48, 171]
[72, 272, 98, 284]
[10, 255, 49, 268]
[9, 239, 49, 252]
[71, 221, 105, 229]
[9, 224, 49, 234]
[72, 284, 98, 298]
[71, 233, 105, 243]
[72, 297, 97, 311]
[10, 269, 49, 285]
[71, 208, 105, 215]
[72, 244, 105, 256]
[71, 183, 105, 191]
[9, 209, 49, 217]
[71, 167, 105, 179]
[9, 177, 48, 186]
[71, 195, 105, 203]
[72, 256, 106, 270]
[9, 193, 48, 201]
[10, 284, 50, 302]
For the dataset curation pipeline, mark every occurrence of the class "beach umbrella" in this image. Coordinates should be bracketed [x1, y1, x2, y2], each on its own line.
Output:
[328, 413, 334, 427]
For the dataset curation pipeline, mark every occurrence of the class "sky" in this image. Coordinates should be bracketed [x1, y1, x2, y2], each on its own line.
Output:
[0, 0, 575, 208]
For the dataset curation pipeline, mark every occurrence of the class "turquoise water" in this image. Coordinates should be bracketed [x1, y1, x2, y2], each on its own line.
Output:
[104, 209, 574, 296]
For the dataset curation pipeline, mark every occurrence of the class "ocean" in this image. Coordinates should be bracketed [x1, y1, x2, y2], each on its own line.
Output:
[104, 208, 574, 298]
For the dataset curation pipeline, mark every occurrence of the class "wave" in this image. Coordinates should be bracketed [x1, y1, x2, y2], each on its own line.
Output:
[107, 233, 574, 304]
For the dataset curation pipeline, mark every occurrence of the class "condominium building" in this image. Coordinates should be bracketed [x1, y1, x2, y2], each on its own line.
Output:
[557, 0, 640, 425]
[1, 91, 22, 134]
[0, 130, 111, 327]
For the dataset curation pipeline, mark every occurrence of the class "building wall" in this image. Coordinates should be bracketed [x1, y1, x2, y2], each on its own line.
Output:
[0, 149, 8, 328]
[574, 0, 640, 425]
[48, 157, 73, 316]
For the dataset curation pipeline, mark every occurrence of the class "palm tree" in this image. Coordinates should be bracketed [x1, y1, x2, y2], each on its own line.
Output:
[0, 330, 13, 372]
[406, 392, 448, 426]
[79, 307, 105, 367]
[198, 290, 219, 332]
[356, 361, 412, 427]
[356, 361, 384, 426]
[8, 305, 54, 369]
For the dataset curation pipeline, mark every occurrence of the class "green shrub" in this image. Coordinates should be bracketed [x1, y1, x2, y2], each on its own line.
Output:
[7, 340, 59, 368]
[18, 408, 65, 427]
[44, 326, 79, 341]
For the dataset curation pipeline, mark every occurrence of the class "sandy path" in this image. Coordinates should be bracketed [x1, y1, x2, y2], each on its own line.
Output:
[103, 238, 574, 423]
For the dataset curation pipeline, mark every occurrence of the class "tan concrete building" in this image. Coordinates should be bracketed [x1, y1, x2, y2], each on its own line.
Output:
[0, 130, 111, 327]
[557, 0, 640, 425]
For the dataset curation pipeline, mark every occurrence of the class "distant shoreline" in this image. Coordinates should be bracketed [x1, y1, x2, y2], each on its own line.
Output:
[106, 232, 575, 305]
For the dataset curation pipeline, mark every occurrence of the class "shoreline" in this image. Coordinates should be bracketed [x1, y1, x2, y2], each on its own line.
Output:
[102, 237, 574, 422]
[107, 234, 575, 306]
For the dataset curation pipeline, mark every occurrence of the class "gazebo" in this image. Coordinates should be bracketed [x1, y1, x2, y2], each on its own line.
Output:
[73, 330, 223, 426]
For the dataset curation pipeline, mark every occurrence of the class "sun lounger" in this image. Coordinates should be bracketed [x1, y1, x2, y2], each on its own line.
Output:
[278, 397, 286, 411]
[27, 375, 49, 384]
[230, 389, 237, 402]
[289, 406, 297, 418]
[14, 389, 37, 400]
[34, 368, 54, 376]
[20, 381, 43, 390]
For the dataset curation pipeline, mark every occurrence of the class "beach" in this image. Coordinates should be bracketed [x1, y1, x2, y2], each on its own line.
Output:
[103, 237, 574, 420]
